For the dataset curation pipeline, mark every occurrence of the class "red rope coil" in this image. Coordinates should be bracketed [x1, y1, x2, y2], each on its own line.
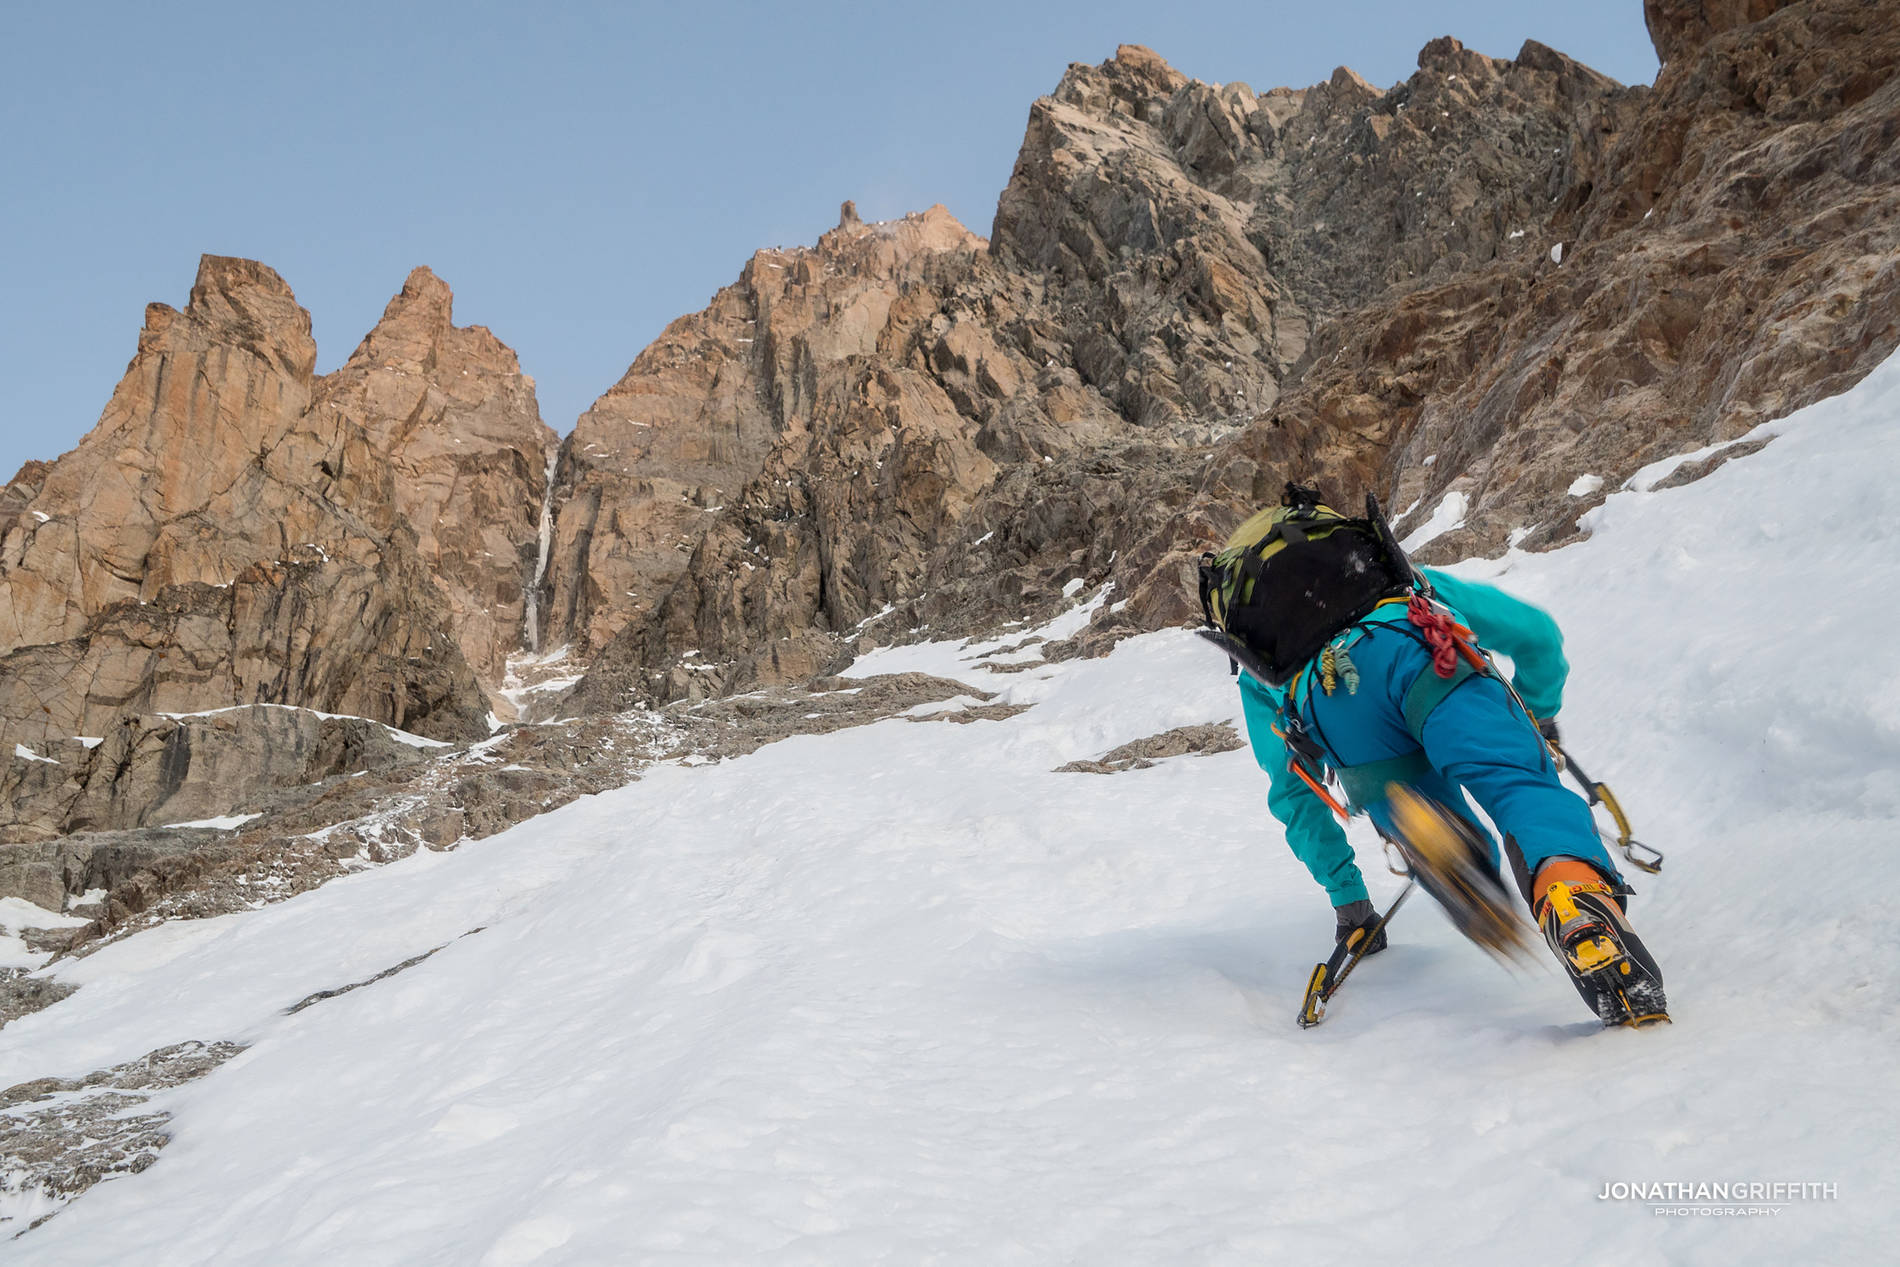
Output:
[1407, 593, 1462, 678]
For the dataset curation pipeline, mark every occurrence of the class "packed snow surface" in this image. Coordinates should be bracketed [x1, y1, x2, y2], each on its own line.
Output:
[7, 357, 1900, 1261]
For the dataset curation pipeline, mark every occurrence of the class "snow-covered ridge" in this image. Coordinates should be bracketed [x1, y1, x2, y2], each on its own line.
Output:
[153, 703, 452, 749]
[156, 814, 263, 832]
[5, 355, 1899, 1260]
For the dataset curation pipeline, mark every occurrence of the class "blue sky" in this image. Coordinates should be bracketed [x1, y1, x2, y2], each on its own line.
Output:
[0, 2, 1658, 479]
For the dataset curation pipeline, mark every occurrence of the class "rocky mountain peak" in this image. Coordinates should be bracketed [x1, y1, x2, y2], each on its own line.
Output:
[807, 202, 983, 269]
[7, 0, 1898, 905]
[341, 265, 530, 388]
[349, 265, 457, 362]
[1049, 44, 1187, 122]
[1324, 64, 1380, 100]
[0, 255, 323, 658]
[175, 254, 317, 381]
[537, 202, 991, 668]
[0, 260, 546, 842]
[1190, 0, 1900, 579]
[314, 268, 556, 691]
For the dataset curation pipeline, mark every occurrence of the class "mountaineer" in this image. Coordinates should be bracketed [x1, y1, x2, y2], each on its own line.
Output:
[1197, 483, 1668, 1029]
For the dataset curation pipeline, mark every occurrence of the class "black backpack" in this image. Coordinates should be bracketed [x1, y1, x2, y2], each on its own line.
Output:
[1197, 483, 1421, 686]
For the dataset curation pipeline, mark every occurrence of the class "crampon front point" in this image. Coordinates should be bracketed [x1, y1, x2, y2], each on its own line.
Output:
[1537, 879, 1672, 1029]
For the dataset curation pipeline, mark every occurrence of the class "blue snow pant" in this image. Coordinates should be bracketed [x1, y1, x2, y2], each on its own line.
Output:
[1292, 625, 1622, 901]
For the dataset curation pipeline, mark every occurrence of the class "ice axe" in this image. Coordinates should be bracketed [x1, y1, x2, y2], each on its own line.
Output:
[1551, 741, 1664, 874]
[1297, 877, 1415, 1029]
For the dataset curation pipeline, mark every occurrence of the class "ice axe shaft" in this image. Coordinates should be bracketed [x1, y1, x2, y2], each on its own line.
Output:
[1297, 878, 1416, 1029]
[1553, 741, 1663, 874]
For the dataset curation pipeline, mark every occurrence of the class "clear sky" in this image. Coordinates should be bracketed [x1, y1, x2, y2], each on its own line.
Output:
[0, 2, 1659, 480]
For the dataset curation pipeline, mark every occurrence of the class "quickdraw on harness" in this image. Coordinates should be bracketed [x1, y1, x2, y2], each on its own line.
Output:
[1273, 586, 1666, 878]
[1273, 589, 1493, 825]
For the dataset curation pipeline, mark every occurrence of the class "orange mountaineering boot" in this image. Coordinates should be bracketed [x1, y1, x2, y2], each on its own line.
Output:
[1532, 858, 1669, 1028]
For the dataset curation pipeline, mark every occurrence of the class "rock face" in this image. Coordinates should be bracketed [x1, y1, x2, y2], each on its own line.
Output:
[1, 257, 320, 653]
[0, 706, 440, 844]
[540, 205, 1009, 667]
[6, 1, 1899, 910]
[1187, 0, 1900, 579]
[1644, 0, 1802, 67]
[559, 8, 1899, 703]
[941, 36, 1650, 638]
[316, 268, 559, 690]
[549, 204, 1045, 708]
[0, 258, 554, 841]
[557, 38, 1641, 709]
[991, 38, 1627, 416]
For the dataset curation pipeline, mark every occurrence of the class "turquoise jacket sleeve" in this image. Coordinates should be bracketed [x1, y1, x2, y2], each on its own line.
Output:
[1237, 672, 1369, 907]
[1422, 568, 1569, 719]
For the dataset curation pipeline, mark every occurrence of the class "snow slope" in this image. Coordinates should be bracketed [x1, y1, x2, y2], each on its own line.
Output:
[6, 356, 1900, 1262]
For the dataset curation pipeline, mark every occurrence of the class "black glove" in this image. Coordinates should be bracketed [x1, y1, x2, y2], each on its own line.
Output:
[1536, 715, 1561, 745]
[1334, 898, 1388, 956]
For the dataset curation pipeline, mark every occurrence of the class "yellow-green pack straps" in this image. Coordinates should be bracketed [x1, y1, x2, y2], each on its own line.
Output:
[1273, 516, 1313, 546]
